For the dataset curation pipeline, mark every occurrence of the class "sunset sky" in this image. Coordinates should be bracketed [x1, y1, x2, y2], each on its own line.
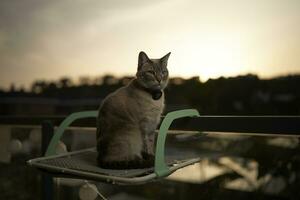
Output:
[1, 0, 300, 89]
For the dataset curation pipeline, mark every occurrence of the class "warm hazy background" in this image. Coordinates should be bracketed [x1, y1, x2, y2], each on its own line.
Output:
[1, 0, 300, 89]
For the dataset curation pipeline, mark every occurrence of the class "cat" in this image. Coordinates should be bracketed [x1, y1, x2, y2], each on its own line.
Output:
[96, 51, 170, 169]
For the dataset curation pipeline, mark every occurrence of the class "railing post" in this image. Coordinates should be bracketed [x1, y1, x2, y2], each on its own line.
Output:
[41, 121, 54, 200]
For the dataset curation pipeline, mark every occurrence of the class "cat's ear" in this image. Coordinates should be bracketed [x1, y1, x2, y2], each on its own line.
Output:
[138, 51, 150, 70]
[160, 52, 171, 66]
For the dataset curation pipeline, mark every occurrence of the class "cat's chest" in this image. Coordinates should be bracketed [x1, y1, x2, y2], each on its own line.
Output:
[137, 100, 163, 133]
[140, 96, 163, 112]
[135, 95, 164, 120]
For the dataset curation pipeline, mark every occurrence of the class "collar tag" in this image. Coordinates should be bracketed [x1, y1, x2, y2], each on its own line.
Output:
[151, 90, 162, 100]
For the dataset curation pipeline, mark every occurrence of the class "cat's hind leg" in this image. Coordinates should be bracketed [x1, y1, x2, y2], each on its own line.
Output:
[98, 128, 152, 169]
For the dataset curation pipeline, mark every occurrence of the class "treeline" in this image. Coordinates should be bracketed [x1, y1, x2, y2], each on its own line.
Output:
[1, 74, 300, 115]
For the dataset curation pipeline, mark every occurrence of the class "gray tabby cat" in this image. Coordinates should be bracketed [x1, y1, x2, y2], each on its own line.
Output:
[97, 51, 170, 169]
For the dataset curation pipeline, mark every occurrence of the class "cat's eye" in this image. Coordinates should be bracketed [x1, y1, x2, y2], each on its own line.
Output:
[162, 71, 168, 75]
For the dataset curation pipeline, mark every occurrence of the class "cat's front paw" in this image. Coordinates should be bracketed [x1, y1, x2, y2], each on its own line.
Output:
[142, 152, 155, 164]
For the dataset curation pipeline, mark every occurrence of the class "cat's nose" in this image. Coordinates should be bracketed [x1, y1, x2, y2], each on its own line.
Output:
[156, 77, 162, 83]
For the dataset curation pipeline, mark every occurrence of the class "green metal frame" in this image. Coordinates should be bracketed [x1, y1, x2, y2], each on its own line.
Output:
[45, 111, 98, 156]
[44, 109, 200, 177]
[154, 109, 200, 177]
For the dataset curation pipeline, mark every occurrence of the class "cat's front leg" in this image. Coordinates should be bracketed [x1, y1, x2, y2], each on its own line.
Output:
[142, 133, 156, 165]
[140, 118, 159, 165]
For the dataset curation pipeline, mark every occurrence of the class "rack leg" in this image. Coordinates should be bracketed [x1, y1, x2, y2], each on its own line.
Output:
[41, 121, 54, 200]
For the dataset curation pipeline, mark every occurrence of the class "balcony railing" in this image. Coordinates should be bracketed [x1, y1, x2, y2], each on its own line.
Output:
[0, 113, 300, 200]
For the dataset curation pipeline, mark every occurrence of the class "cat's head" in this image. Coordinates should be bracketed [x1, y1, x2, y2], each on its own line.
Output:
[136, 51, 170, 91]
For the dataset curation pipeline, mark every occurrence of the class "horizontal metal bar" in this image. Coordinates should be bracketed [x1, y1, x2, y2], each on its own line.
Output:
[1, 115, 299, 135]
[171, 116, 300, 135]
